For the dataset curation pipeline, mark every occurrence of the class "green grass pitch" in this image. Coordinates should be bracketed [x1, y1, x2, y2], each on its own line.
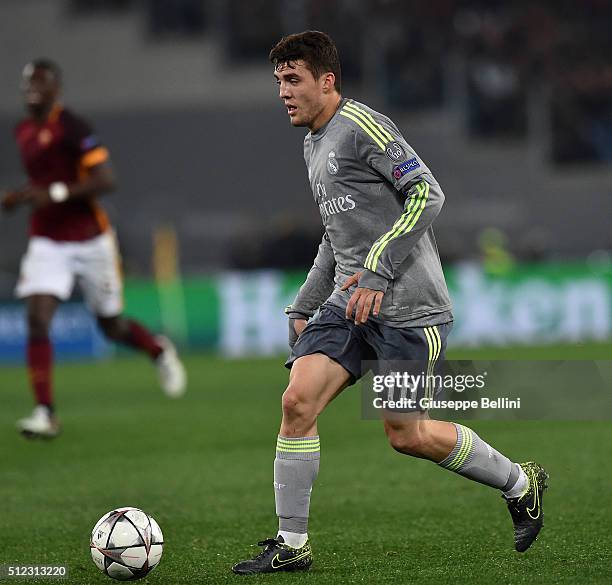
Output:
[1, 345, 611, 584]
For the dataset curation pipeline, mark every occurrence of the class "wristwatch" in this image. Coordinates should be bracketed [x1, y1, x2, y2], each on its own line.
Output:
[49, 182, 69, 203]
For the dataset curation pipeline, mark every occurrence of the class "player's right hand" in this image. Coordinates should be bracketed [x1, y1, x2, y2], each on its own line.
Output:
[1, 190, 26, 212]
[293, 319, 308, 336]
[288, 318, 308, 348]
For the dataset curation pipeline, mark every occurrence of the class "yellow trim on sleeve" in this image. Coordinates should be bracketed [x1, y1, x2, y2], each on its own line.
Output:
[344, 102, 394, 143]
[81, 146, 109, 168]
[364, 181, 429, 271]
[339, 111, 385, 150]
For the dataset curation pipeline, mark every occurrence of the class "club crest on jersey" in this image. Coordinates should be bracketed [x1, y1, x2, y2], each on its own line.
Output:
[327, 151, 339, 175]
[385, 141, 405, 161]
[393, 157, 420, 179]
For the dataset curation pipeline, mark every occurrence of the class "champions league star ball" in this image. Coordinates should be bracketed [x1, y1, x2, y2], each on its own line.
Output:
[90, 507, 164, 581]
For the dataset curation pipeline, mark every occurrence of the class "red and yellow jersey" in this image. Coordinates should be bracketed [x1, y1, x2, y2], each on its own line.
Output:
[14, 105, 111, 241]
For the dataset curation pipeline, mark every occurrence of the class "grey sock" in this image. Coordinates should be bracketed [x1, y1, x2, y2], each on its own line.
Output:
[274, 435, 320, 534]
[438, 423, 520, 490]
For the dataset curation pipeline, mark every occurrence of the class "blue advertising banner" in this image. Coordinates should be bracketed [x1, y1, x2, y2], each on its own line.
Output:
[0, 302, 111, 363]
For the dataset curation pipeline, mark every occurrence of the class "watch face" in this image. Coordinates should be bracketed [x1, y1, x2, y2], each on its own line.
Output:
[50, 182, 68, 202]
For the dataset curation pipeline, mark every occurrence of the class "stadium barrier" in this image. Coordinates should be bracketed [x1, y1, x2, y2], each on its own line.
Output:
[0, 262, 610, 362]
[0, 302, 111, 363]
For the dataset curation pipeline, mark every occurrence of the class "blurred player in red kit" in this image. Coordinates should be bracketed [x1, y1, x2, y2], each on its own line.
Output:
[1, 59, 187, 438]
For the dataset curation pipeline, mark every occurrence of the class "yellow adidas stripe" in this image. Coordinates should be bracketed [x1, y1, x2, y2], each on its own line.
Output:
[339, 111, 385, 150]
[366, 181, 426, 270]
[364, 194, 419, 269]
[424, 327, 433, 400]
[400, 181, 429, 235]
[366, 181, 429, 272]
[424, 326, 441, 401]
[432, 326, 442, 361]
[364, 197, 418, 270]
[430, 326, 442, 400]
[344, 102, 392, 147]
[424, 327, 435, 400]
[345, 102, 394, 143]
[373, 181, 429, 269]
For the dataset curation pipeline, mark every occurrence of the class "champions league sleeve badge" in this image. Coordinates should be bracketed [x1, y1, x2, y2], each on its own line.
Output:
[385, 141, 405, 162]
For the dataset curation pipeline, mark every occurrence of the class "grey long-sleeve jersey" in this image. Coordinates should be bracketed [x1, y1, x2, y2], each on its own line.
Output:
[287, 98, 453, 327]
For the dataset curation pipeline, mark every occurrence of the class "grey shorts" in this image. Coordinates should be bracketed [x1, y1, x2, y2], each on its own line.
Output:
[286, 304, 452, 386]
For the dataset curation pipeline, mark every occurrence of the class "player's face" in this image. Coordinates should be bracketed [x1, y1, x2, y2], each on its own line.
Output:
[274, 60, 327, 130]
[21, 66, 59, 116]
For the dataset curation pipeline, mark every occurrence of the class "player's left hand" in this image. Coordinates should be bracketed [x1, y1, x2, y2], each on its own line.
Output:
[341, 271, 384, 325]
[1, 190, 27, 212]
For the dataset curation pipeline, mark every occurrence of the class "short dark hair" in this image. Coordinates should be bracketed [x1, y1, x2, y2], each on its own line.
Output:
[23, 58, 62, 84]
[269, 31, 341, 93]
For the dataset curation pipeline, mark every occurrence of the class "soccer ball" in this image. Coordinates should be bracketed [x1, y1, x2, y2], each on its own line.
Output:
[90, 507, 164, 581]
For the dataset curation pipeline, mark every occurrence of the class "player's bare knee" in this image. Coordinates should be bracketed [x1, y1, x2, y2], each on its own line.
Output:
[386, 426, 427, 456]
[281, 382, 316, 424]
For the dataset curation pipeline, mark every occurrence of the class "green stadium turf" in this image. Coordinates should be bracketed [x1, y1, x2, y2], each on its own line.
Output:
[1, 346, 611, 584]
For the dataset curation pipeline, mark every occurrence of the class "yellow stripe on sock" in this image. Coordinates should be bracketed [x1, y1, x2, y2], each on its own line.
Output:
[276, 443, 320, 450]
[448, 426, 473, 471]
[455, 427, 473, 469]
[446, 426, 465, 470]
[276, 438, 320, 452]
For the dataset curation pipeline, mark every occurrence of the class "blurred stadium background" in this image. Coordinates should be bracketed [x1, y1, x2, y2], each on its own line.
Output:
[1, 0, 612, 361]
[1, 3, 611, 584]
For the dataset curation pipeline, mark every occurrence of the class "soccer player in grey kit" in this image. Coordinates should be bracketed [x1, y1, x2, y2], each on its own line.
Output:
[232, 31, 548, 575]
